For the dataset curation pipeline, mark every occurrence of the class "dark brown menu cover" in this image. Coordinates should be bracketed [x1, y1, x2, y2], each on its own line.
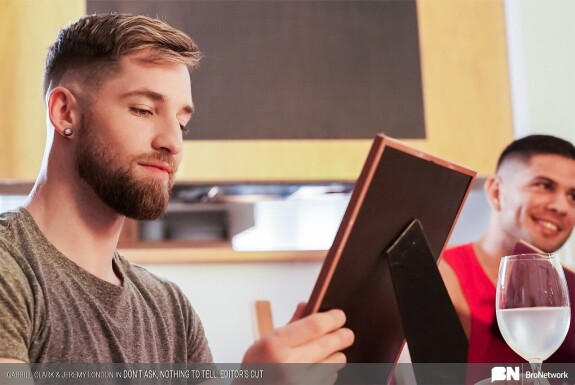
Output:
[304, 134, 476, 363]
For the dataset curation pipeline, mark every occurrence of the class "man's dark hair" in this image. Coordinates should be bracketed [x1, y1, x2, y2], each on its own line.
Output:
[496, 134, 575, 170]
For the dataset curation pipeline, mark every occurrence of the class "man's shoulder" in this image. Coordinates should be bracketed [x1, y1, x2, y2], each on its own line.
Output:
[0, 241, 27, 279]
[114, 254, 197, 327]
[0, 208, 24, 238]
[0, 208, 50, 268]
[115, 254, 186, 299]
[0, 211, 34, 308]
[0, 209, 28, 262]
[0, 208, 39, 248]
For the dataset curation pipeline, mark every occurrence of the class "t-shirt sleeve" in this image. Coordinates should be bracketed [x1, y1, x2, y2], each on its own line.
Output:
[0, 247, 33, 362]
[183, 295, 213, 363]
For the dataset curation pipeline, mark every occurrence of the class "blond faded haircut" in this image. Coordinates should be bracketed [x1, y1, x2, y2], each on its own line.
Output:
[44, 13, 201, 96]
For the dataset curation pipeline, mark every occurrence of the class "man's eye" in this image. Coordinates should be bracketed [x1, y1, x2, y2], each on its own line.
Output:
[534, 182, 552, 190]
[131, 107, 152, 117]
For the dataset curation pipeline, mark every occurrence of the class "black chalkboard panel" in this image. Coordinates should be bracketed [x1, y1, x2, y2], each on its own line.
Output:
[88, 0, 425, 140]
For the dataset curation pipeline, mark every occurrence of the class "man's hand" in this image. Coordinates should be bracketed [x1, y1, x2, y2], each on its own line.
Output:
[239, 303, 354, 384]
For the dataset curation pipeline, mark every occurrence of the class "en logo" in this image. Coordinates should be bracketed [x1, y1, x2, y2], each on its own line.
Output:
[491, 366, 520, 382]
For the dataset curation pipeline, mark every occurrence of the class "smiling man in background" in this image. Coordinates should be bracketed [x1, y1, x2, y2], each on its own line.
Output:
[440, 134, 575, 363]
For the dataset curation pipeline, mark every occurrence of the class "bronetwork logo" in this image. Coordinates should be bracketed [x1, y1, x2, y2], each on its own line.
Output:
[491, 366, 520, 382]
[490, 365, 569, 382]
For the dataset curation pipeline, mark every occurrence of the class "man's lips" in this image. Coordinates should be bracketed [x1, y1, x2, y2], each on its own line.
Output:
[138, 161, 173, 174]
[533, 216, 562, 233]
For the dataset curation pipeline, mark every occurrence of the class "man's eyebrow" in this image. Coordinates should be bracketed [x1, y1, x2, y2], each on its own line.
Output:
[121, 89, 194, 115]
[121, 89, 165, 101]
[533, 176, 555, 182]
[532, 176, 575, 193]
[531, 176, 557, 185]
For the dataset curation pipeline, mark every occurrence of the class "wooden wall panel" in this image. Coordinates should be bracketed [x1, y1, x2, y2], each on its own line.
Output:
[0, 0, 512, 182]
[0, 0, 85, 180]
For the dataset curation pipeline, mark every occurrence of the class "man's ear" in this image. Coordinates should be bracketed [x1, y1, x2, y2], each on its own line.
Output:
[484, 175, 502, 211]
[47, 86, 81, 138]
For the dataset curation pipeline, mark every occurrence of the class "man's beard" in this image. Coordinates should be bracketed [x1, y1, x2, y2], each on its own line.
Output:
[76, 114, 177, 220]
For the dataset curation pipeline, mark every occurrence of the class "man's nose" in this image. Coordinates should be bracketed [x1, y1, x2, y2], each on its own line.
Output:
[547, 192, 571, 214]
[152, 117, 183, 155]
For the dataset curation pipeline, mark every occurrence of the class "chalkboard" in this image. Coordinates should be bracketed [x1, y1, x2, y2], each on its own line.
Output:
[89, 0, 425, 140]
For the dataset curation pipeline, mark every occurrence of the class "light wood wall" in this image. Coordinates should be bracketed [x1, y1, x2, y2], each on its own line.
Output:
[0, 0, 512, 182]
[0, 0, 85, 180]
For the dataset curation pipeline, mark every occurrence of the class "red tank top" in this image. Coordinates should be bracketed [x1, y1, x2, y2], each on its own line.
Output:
[443, 244, 522, 363]
[443, 244, 575, 363]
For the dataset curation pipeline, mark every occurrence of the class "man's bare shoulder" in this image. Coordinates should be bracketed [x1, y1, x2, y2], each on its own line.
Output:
[438, 260, 465, 301]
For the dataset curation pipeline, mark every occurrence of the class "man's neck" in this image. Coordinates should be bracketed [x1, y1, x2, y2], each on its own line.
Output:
[24, 177, 125, 286]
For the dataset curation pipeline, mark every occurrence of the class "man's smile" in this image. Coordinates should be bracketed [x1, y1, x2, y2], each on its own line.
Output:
[531, 215, 562, 235]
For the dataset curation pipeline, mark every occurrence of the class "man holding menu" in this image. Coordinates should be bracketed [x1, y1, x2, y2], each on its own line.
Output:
[0, 13, 353, 375]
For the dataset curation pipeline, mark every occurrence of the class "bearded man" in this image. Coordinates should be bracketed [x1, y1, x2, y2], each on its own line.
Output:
[0, 13, 353, 375]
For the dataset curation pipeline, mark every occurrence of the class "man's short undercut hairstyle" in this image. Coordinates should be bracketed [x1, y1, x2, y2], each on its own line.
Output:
[44, 13, 201, 96]
[496, 134, 575, 171]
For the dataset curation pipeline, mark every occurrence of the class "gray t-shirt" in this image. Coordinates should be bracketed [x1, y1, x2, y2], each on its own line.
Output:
[0, 208, 213, 363]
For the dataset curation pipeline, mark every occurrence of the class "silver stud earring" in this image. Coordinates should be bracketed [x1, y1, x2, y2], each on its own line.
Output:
[63, 128, 73, 137]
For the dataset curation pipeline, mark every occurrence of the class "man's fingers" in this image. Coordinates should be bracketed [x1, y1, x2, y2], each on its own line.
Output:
[274, 309, 347, 347]
[319, 352, 347, 365]
[290, 327, 354, 363]
[242, 309, 352, 366]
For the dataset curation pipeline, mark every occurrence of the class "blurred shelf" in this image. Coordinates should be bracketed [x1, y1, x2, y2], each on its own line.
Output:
[119, 246, 327, 264]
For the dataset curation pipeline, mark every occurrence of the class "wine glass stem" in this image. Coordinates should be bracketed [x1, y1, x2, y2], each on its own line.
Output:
[530, 361, 543, 385]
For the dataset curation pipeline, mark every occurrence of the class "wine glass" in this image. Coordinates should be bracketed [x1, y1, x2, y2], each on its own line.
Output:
[496, 253, 570, 382]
